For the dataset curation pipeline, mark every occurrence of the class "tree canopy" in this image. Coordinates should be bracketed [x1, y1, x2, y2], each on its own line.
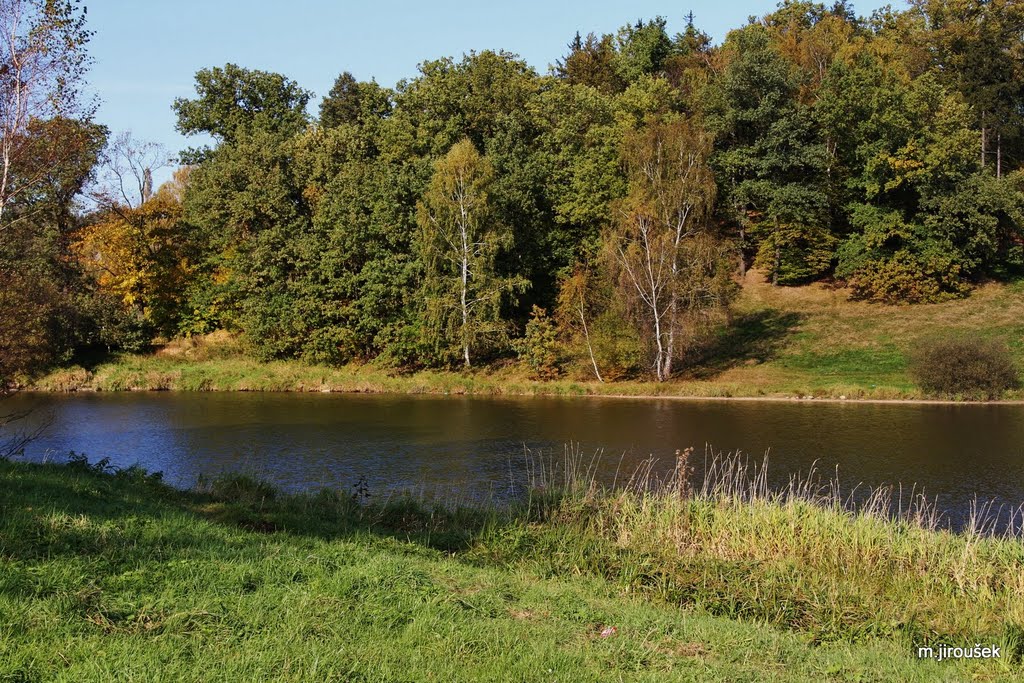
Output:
[6, 1, 1024, 384]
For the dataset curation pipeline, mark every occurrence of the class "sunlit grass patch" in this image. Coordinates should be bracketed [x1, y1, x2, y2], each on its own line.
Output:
[1, 454, 1021, 680]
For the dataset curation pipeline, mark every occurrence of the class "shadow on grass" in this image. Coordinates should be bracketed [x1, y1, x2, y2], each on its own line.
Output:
[682, 310, 804, 380]
[66, 348, 121, 373]
[0, 458, 503, 570]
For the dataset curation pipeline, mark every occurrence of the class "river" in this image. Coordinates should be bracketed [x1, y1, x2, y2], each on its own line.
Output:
[6, 392, 1024, 530]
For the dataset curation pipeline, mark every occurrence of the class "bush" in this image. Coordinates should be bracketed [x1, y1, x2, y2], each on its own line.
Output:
[201, 473, 278, 505]
[910, 336, 1019, 399]
[590, 309, 645, 381]
[845, 250, 970, 304]
[516, 306, 560, 380]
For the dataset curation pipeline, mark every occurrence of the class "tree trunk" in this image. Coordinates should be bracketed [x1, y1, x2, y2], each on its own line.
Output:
[663, 295, 676, 381]
[460, 247, 471, 368]
[458, 177, 471, 368]
[461, 283, 470, 368]
[578, 300, 603, 383]
[997, 132, 1002, 179]
[772, 219, 780, 286]
[981, 116, 987, 169]
[737, 226, 747, 278]
[652, 310, 666, 382]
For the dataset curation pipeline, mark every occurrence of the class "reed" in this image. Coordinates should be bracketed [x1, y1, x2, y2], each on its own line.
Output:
[490, 446, 1024, 653]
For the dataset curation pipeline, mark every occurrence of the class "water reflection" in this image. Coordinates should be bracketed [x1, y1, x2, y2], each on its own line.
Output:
[9, 392, 1024, 529]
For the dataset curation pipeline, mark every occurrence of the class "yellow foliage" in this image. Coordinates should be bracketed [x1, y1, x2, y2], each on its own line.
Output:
[73, 186, 192, 326]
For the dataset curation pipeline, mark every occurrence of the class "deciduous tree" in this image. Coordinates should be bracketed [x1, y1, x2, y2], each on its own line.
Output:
[606, 118, 734, 380]
[0, 0, 93, 227]
[417, 139, 525, 367]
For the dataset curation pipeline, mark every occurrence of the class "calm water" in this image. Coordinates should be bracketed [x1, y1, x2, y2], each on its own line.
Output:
[6, 392, 1024, 529]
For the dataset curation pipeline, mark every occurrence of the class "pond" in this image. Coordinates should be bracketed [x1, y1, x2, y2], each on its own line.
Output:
[7, 392, 1024, 530]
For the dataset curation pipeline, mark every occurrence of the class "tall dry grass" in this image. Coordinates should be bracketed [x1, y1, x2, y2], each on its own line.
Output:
[495, 446, 1024, 650]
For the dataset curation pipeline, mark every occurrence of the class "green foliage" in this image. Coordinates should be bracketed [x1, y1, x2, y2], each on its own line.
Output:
[842, 249, 966, 304]
[12, 3, 1024, 381]
[75, 291, 154, 353]
[707, 24, 832, 284]
[910, 335, 1019, 399]
[555, 32, 624, 94]
[590, 308, 646, 380]
[606, 117, 734, 380]
[613, 17, 674, 84]
[172, 63, 312, 161]
[516, 306, 560, 379]
[319, 71, 392, 130]
[753, 223, 837, 284]
[417, 139, 527, 367]
[0, 116, 109, 376]
[0, 272, 61, 384]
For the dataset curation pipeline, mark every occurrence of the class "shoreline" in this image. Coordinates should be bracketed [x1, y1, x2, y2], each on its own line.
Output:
[3, 457, 1021, 681]
[20, 380, 1023, 406]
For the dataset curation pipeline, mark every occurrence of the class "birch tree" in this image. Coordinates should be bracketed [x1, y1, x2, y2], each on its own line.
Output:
[555, 267, 604, 382]
[606, 118, 732, 381]
[0, 0, 92, 227]
[418, 139, 525, 367]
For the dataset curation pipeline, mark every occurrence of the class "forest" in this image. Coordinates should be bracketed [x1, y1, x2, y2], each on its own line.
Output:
[2, 0, 1024, 385]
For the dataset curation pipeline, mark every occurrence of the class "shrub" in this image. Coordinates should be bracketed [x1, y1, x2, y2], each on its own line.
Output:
[590, 309, 645, 380]
[845, 250, 971, 304]
[517, 306, 561, 380]
[202, 473, 278, 505]
[910, 336, 1019, 399]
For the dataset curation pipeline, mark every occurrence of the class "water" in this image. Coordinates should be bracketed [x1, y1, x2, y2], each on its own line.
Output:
[6, 392, 1024, 529]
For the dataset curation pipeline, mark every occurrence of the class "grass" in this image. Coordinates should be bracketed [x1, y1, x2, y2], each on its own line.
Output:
[28, 276, 1024, 400]
[2, 452, 1022, 681]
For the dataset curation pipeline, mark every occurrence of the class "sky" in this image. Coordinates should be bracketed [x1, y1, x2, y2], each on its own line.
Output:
[86, 0, 900, 182]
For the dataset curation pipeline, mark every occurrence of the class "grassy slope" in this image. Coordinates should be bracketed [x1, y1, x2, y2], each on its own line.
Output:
[2, 460, 1021, 681]
[30, 277, 1024, 400]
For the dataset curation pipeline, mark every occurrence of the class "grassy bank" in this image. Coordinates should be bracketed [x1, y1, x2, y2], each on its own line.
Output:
[30, 278, 1024, 401]
[2, 455, 1022, 681]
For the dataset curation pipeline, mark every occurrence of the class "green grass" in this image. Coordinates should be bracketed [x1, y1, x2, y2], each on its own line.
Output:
[29, 278, 1024, 401]
[2, 455, 1022, 681]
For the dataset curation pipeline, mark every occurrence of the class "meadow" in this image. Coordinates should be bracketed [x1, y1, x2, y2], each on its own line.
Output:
[2, 451, 1021, 681]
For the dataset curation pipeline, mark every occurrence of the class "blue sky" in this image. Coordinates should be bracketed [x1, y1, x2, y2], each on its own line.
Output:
[87, 0, 900, 176]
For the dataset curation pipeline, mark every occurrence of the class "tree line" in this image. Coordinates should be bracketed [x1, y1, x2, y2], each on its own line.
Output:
[3, 0, 1024, 385]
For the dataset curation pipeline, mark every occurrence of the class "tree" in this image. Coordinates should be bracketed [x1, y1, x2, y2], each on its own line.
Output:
[823, 59, 1021, 302]
[75, 169, 195, 336]
[417, 139, 525, 367]
[0, 115, 104, 380]
[517, 305, 560, 379]
[320, 71, 361, 128]
[613, 17, 673, 84]
[392, 51, 540, 156]
[172, 63, 312, 161]
[605, 118, 734, 381]
[707, 24, 832, 284]
[392, 50, 558, 322]
[180, 123, 315, 352]
[910, 0, 1024, 176]
[319, 72, 392, 130]
[555, 32, 624, 94]
[0, 0, 93, 227]
[94, 131, 175, 209]
[555, 267, 604, 382]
